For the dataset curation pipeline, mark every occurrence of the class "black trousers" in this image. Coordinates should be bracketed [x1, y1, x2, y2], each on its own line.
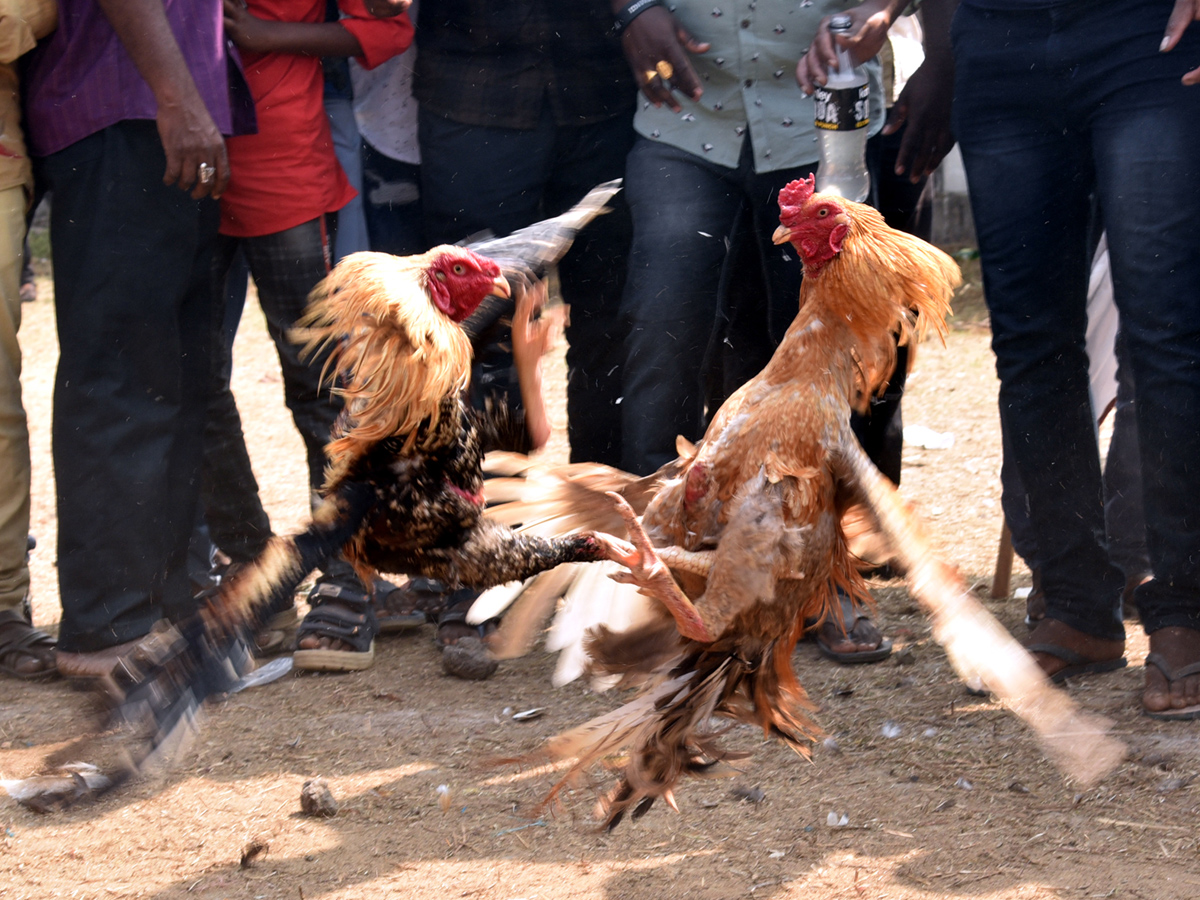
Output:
[40, 121, 216, 652]
[419, 106, 633, 468]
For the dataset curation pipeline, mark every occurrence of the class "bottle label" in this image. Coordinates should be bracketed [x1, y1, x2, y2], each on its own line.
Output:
[813, 84, 870, 131]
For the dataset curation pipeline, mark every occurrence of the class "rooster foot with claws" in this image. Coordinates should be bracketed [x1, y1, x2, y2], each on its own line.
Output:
[602, 492, 714, 643]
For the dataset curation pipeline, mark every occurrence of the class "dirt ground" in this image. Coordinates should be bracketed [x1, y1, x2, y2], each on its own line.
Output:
[2, 250, 1198, 900]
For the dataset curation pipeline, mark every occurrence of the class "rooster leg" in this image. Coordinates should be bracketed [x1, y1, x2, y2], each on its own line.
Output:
[604, 492, 714, 643]
[656, 546, 715, 578]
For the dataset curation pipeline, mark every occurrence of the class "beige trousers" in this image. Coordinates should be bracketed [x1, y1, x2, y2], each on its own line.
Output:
[0, 184, 29, 612]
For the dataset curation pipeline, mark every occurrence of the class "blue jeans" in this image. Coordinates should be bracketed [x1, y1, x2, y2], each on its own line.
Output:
[325, 95, 370, 262]
[953, 0, 1200, 638]
[1003, 332, 1150, 584]
[420, 106, 633, 467]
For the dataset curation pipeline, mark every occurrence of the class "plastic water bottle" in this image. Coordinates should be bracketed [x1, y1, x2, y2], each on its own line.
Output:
[813, 14, 870, 202]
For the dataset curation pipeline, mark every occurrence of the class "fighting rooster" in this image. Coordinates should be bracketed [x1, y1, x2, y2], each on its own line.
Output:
[72, 184, 632, 797]
[478, 176, 1125, 827]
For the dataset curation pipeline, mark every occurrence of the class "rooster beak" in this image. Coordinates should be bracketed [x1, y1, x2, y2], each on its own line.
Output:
[771, 224, 792, 246]
[491, 275, 512, 299]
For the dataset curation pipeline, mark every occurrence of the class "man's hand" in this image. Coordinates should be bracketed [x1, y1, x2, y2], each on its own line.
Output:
[881, 54, 956, 182]
[363, 0, 410, 18]
[796, 0, 906, 94]
[511, 279, 562, 452]
[95, 0, 230, 200]
[223, 0, 274, 53]
[158, 93, 231, 200]
[619, 7, 709, 112]
[1162, 0, 1200, 85]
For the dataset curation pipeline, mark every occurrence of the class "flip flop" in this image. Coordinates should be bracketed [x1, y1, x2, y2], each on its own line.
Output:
[1025, 643, 1127, 684]
[1142, 653, 1200, 721]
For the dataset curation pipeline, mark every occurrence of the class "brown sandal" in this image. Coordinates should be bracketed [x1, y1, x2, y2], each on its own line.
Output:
[0, 608, 58, 681]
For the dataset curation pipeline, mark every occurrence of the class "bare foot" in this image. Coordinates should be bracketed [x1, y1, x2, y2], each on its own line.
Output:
[1024, 617, 1124, 680]
[297, 634, 354, 652]
[1143, 626, 1200, 716]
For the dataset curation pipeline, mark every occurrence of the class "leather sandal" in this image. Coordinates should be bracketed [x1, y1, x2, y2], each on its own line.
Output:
[805, 593, 892, 664]
[0, 607, 58, 681]
[254, 606, 299, 657]
[293, 584, 379, 672]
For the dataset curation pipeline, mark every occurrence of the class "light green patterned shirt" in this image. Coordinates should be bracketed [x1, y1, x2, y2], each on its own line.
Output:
[636, 0, 885, 173]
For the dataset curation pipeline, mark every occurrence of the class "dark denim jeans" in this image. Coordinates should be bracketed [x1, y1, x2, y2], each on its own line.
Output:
[620, 138, 817, 475]
[1004, 329, 1150, 585]
[953, 0, 1200, 638]
[419, 106, 633, 468]
[361, 140, 423, 257]
[200, 218, 366, 601]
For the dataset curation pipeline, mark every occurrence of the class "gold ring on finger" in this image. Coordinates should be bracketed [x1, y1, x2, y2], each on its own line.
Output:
[655, 60, 674, 80]
[643, 69, 659, 82]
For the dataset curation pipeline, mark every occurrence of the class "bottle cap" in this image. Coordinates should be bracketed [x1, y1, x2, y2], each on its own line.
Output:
[829, 14, 853, 34]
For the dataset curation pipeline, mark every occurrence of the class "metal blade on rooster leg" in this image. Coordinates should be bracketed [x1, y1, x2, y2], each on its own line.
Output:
[834, 438, 1127, 787]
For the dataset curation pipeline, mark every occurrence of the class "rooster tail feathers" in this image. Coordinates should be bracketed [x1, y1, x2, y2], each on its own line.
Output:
[529, 641, 819, 829]
[91, 484, 376, 803]
[833, 438, 1126, 786]
[296, 250, 473, 468]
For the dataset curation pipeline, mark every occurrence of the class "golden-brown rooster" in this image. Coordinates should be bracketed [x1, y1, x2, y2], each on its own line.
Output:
[478, 175, 1125, 827]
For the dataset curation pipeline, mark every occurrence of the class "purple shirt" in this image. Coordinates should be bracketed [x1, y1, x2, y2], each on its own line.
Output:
[23, 0, 256, 157]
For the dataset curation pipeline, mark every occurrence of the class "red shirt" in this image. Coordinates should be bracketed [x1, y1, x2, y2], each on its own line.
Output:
[220, 0, 414, 237]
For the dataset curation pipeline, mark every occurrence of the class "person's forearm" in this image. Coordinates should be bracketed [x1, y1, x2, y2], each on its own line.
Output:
[919, 0, 959, 59]
[235, 21, 364, 57]
[95, 0, 203, 109]
[857, 0, 910, 21]
[517, 362, 551, 451]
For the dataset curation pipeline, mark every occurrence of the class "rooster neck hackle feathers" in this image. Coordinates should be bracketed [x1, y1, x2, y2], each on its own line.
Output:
[773, 194, 959, 411]
[295, 248, 477, 472]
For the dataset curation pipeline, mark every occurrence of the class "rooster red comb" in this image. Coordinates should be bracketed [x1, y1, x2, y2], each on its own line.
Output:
[778, 175, 816, 221]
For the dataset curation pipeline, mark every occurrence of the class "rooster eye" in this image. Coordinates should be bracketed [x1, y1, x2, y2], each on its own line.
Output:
[818, 208, 829, 217]
[452, 264, 465, 275]
[434, 271, 447, 282]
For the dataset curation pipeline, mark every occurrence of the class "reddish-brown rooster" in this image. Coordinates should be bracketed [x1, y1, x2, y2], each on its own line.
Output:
[481, 176, 1124, 827]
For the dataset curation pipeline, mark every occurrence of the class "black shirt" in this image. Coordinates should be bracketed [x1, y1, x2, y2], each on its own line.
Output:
[414, 0, 634, 129]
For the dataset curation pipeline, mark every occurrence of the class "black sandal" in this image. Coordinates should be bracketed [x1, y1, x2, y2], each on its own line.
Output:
[293, 584, 379, 672]
[434, 607, 497, 648]
[371, 577, 429, 633]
